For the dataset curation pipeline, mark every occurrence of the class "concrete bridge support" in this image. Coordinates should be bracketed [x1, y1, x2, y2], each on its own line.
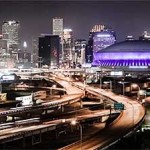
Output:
[61, 105, 64, 112]
[32, 131, 42, 145]
[80, 99, 83, 108]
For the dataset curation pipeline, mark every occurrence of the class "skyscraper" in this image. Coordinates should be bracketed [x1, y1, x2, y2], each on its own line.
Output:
[32, 38, 38, 64]
[90, 25, 116, 52]
[62, 29, 73, 68]
[2, 20, 20, 53]
[52, 18, 63, 38]
[93, 30, 116, 52]
[139, 31, 150, 41]
[90, 25, 105, 32]
[74, 39, 86, 67]
[39, 35, 60, 68]
[85, 25, 116, 64]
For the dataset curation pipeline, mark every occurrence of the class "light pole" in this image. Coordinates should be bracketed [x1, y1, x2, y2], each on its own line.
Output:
[83, 73, 86, 96]
[0, 79, 2, 93]
[104, 80, 112, 91]
[51, 84, 56, 95]
[110, 80, 112, 91]
[138, 90, 146, 103]
[99, 70, 103, 89]
[38, 57, 42, 76]
[61, 39, 64, 64]
[69, 38, 72, 68]
[23, 41, 27, 51]
[131, 83, 140, 91]
[100, 77, 102, 89]
[131, 83, 146, 100]
[99, 62, 102, 89]
[118, 81, 128, 96]
[71, 119, 82, 150]
[83, 70, 87, 87]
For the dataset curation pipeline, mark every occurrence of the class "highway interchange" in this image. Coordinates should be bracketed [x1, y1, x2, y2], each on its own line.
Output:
[0, 71, 146, 149]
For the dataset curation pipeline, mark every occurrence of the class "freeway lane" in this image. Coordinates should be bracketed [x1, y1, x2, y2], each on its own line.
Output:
[0, 78, 109, 144]
[0, 75, 145, 149]
[59, 82, 145, 150]
[0, 109, 115, 143]
[0, 123, 56, 142]
[43, 109, 119, 125]
[53, 78, 83, 95]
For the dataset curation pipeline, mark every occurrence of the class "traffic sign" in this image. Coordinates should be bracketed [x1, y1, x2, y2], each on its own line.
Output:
[114, 102, 124, 110]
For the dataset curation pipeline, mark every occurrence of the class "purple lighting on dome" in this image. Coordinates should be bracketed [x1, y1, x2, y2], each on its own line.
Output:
[94, 52, 150, 60]
[93, 52, 150, 66]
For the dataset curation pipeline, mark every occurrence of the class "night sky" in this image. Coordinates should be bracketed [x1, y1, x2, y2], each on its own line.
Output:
[0, 0, 150, 49]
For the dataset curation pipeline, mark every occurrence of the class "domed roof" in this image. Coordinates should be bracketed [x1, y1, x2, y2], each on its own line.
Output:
[99, 40, 150, 52]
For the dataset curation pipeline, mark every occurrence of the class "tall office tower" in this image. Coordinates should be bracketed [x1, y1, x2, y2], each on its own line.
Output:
[18, 50, 31, 63]
[93, 29, 116, 52]
[32, 38, 38, 64]
[0, 33, 16, 68]
[126, 35, 134, 41]
[62, 29, 73, 68]
[0, 35, 3, 53]
[139, 31, 150, 40]
[74, 39, 86, 67]
[2, 21, 20, 54]
[52, 18, 63, 38]
[91, 25, 105, 32]
[39, 35, 60, 68]
[85, 31, 95, 64]
[85, 25, 116, 64]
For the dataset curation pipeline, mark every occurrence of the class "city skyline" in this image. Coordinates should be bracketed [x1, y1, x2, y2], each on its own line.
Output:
[0, 1, 150, 49]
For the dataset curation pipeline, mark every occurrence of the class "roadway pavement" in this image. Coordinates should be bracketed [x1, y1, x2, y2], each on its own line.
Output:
[0, 108, 115, 144]
[0, 74, 145, 149]
[53, 78, 83, 95]
[17, 74, 145, 150]
[57, 81, 145, 150]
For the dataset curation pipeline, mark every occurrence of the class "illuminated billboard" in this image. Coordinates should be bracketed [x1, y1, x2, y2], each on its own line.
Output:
[93, 31, 116, 52]
[110, 71, 123, 76]
[16, 95, 33, 106]
[2, 75, 15, 81]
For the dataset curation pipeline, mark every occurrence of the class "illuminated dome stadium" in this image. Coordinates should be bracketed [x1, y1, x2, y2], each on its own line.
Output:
[93, 40, 150, 67]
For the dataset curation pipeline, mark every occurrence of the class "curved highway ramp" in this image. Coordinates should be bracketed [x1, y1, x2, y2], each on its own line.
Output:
[58, 82, 145, 150]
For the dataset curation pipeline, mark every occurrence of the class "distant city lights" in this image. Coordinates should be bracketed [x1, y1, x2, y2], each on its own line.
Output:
[23, 41, 27, 48]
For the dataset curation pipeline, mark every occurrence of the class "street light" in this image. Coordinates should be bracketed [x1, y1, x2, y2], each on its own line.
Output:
[23, 41, 27, 49]
[50, 84, 57, 95]
[104, 80, 112, 91]
[99, 70, 103, 89]
[38, 57, 42, 68]
[131, 83, 140, 91]
[131, 83, 140, 98]
[118, 81, 129, 96]
[100, 76, 102, 89]
[131, 83, 146, 100]
[83, 73, 86, 88]
[138, 90, 146, 103]
[71, 119, 83, 150]
[38, 57, 42, 76]
[0, 79, 2, 93]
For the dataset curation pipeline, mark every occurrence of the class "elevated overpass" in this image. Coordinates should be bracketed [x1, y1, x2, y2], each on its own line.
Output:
[0, 76, 83, 119]
[59, 81, 145, 150]
[0, 94, 83, 118]
[0, 71, 146, 149]
[0, 109, 118, 144]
